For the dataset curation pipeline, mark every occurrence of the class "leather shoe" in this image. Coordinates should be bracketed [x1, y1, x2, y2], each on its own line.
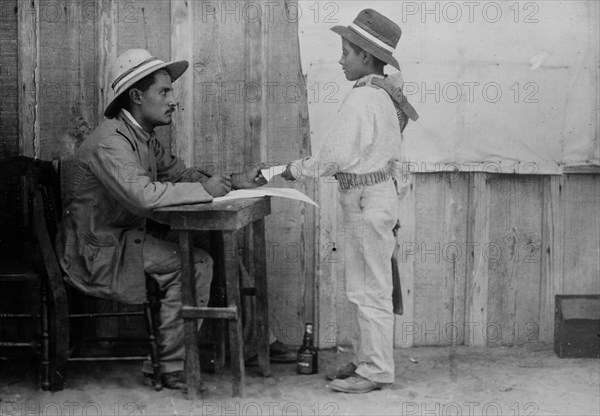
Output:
[325, 362, 357, 381]
[328, 374, 387, 394]
[143, 370, 195, 391]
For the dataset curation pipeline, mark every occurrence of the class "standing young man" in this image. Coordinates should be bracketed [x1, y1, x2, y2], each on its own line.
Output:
[282, 9, 417, 393]
[56, 49, 265, 390]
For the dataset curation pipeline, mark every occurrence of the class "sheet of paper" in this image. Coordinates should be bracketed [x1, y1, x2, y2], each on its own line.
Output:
[213, 188, 319, 207]
[260, 165, 287, 182]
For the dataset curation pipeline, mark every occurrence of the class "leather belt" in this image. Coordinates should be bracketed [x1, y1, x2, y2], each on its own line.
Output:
[334, 162, 394, 190]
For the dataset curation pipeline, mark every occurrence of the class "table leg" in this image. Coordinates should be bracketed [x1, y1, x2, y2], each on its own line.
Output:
[223, 230, 245, 397]
[179, 230, 202, 400]
[253, 218, 270, 376]
[210, 230, 226, 373]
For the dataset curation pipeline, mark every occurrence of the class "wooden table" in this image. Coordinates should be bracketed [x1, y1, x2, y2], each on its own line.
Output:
[156, 197, 271, 398]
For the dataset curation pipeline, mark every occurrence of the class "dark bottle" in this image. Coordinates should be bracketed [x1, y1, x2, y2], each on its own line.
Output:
[297, 322, 318, 374]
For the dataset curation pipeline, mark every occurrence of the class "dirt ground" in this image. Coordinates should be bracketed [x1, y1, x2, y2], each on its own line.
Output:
[1, 344, 598, 416]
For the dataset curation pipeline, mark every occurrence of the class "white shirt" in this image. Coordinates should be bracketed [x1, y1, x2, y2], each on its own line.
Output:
[121, 108, 144, 130]
[292, 74, 402, 179]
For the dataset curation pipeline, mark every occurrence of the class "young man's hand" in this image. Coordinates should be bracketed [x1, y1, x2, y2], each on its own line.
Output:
[280, 163, 296, 181]
[231, 165, 268, 189]
[203, 175, 232, 197]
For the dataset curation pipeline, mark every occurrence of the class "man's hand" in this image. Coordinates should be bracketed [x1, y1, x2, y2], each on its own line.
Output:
[202, 175, 231, 197]
[280, 163, 296, 181]
[231, 165, 268, 189]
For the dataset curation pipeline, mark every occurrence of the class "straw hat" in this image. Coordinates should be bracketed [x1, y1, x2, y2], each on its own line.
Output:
[104, 49, 189, 117]
[331, 9, 402, 70]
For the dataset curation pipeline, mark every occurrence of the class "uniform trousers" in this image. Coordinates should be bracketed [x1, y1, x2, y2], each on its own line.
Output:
[339, 179, 398, 383]
[141, 233, 213, 374]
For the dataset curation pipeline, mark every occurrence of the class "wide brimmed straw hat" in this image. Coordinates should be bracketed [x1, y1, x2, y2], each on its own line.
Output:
[104, 49, 189, 118]
[331, 9, 401, 71]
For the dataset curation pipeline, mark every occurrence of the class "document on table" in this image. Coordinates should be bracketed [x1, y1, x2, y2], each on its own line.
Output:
[260, 165, 287, 182]
[213, 188, 319, 207]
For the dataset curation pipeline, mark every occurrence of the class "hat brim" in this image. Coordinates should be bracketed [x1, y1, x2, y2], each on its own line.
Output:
[104, 60, 189, 118]
[331, 26, 400, 71]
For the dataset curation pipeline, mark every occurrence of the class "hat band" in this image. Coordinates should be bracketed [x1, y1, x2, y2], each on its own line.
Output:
[348, 23, 395, 54]
[112, 57, 164, 94]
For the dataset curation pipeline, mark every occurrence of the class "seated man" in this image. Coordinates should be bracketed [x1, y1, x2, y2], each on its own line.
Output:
[55, 49, 265, 390]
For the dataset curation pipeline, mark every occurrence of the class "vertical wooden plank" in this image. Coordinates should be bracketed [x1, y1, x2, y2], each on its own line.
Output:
[466, 173, 490, 346]
[191, 0, 246, 173]
[97, 0, 118, 123]
[244, 0, 264, 165]
[17, 0, 39, 158]
[409, 173, 469, 346]
[317, 182, 344, 348]
[259, 0, 317, 347]
[540, 175, 564, 343]
[0, 0, 19, 159]
[487, 177, 518, 345]
[562, 174, 600, 294]
[259, 2, 270, 165]
[37, 0, 97, 160]
[240, 1, 265, 350]
[171, 0, 194, 166]
[394, 173, 416, 347]
[487, 176, 543, 345]
[513, 177, 543, 344]
[591, 0, 600, 165]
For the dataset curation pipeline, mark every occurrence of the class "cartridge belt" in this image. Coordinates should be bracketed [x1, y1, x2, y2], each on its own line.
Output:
[334, 162, 394, 190]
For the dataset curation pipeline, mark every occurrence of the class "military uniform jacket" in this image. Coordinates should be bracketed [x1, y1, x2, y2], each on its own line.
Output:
[55, 111, 213, 304]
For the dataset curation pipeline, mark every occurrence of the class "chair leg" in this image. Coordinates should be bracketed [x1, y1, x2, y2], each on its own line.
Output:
[46, 277, 69, 391]
[40, 279, 50, 391]
[143, 302, 162, 391]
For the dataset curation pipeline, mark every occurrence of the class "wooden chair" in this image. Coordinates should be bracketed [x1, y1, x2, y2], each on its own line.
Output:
[0, 157, 51, 390]
[2, 156, 163, 391]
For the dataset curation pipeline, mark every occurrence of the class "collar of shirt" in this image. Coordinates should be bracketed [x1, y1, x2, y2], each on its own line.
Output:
[118, 109, 156, 144]
[120, 108, 143, 129]
[354, 74, 386, 88]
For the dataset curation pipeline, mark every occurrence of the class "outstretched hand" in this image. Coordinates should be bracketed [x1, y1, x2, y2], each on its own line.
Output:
[280, 163, 296, 181]
[231, 165, 268, 189]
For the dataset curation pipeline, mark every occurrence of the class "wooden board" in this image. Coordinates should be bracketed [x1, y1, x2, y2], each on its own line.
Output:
[0, 0, 19, 158]
[262, 4, 317, 347]
[38, 0, 97, 160]
[487, 176, 543, 346]
[116, 0, 171, 149]
[191, 0, 246, 173]
[562, 174, 600, 294]
[411, 173, 469, 346]
[170, 0, 193, 166]
[394, 174, 416, 347]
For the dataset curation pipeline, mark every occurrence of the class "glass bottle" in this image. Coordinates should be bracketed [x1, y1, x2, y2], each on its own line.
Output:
[297, 322, 318, 374]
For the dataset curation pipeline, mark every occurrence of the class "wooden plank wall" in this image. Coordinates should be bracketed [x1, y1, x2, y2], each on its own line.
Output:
[6, 0, 316, 346]
[390, 172, 599, 348]
[169, 0, 317, 346]
[5, 0, 599, 350]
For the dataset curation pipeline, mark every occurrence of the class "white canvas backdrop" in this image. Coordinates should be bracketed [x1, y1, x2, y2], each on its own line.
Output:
[298, 0, 599, 174]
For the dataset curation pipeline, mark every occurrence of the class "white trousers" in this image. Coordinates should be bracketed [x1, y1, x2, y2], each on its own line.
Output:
[339, 179, 398, 383]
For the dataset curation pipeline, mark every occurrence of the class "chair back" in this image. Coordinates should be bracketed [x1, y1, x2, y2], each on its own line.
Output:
[0, 157, 36, 259]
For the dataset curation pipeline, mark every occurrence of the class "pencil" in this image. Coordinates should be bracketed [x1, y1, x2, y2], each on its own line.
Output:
[197, 169, 212, 178]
